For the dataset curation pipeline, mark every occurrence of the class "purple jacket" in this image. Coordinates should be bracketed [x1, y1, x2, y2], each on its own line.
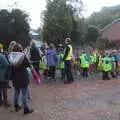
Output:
[46, 49, 58, 66]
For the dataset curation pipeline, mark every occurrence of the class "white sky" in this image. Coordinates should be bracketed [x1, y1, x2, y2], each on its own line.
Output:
[0, 0, 120, 29]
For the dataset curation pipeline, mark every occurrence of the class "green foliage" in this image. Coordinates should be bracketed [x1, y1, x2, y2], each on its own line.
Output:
[86, 5, 120, 29]
[42, 0, 84, 45]
[82, 25, 100, 45]
[0, 9, 30, 49]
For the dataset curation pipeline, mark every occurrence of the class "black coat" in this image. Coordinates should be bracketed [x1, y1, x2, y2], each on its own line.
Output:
[12, 57, 31, 88]
[30, 47, 40, 62]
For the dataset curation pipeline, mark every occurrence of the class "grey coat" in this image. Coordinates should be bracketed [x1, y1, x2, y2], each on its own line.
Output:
[0, 53, 9, 82]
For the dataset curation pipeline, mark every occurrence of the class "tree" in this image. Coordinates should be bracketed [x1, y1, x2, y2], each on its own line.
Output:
[42, 0, 84, 45]
[0, 9, 30, 49]
[86, 5, 120, 29]
[82, 25, 99, 46]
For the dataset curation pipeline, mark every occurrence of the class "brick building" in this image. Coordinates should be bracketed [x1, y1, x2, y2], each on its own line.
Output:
[102, 19, 120, 46]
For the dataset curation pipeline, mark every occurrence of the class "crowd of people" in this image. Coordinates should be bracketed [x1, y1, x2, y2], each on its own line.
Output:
[0, 38, 120, 115]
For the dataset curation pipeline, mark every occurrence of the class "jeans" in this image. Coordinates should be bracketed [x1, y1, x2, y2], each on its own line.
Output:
[64, 60, 73, 82]
[14, 87, 29, 108]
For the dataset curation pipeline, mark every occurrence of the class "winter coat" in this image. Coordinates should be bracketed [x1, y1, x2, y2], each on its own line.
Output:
[46, 49, 58, 67]
[10, 53, 31, 88]
[0, 53, 9, 82]
[30, 46, 40, 63]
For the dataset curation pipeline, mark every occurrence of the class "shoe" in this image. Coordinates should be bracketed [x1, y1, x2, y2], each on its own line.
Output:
[24, 107, 34, 115]
[15, 104, 22, 112]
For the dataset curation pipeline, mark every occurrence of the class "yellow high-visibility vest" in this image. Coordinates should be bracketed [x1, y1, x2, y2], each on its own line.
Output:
[65, 45, 73, 60]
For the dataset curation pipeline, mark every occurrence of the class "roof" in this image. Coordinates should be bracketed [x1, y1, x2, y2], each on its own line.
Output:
[29, 30, 39, 36]
[101, 18, 120, 32]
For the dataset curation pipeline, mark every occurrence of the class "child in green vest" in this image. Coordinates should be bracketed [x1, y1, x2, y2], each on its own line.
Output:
[58, 48, 65, 81]
[102, 52, 112, 80]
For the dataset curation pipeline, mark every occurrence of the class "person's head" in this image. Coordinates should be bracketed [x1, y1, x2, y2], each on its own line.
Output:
[49, 43, 55, 50]
[12, 43, 23, 52]
[30, 40, 36, 48]
[44, 43, 49, 49]
[8, 41, 17, 52]
[9, 41, 16, 47]
[65, 38, 71, 45]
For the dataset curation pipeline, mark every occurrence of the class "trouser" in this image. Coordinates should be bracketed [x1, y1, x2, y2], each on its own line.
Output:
[64, 60, 74, 82]
[0, 88, 8, 104]
[102, 71, 110, 80]
[48, 66, 56, 79]
[14, 87, 29, 108]
[32, 62, 40, 76]
[82, 68, 88, 77]
[61, 68, 65, 80]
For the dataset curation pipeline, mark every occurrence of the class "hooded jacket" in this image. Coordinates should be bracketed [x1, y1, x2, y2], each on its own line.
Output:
[46, 49, 58, 67]
[0, 53, 9, 82]
[8, 52, 31, 88]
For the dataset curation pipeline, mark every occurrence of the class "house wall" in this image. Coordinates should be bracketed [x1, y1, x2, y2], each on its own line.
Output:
[102, 22, 120, 41]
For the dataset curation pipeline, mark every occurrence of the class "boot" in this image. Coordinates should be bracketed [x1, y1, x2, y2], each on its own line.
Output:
[24, 107, 34, 115]
[14, 104, 22, 112]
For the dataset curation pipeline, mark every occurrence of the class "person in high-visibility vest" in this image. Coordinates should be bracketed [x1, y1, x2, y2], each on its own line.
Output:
[89, 54, 95, 73]
[63, 38, 73, 84]
[80, 50, 90, 77]
[58, 48, 65, 81]
[102, 52, 112, 80]
[110, 50, 117, 78]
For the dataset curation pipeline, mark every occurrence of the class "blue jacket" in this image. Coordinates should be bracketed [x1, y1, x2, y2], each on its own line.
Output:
[0, 53, 9, 82]
[46, 49, 58, 66]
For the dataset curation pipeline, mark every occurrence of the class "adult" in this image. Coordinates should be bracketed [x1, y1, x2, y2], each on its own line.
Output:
[9, 43, 33, 114]
[63, 38, 74, 84]
[0, 44, 10, 107]
[30, 40, 41, 76]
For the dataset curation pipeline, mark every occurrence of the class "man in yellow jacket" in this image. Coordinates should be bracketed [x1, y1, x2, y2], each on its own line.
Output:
[63, 38, 74, 84]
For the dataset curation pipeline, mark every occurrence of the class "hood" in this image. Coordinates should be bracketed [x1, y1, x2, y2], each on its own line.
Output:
[8, 52, 25, 66]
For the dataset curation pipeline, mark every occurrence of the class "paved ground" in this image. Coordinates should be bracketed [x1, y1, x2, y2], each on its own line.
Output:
[1, 73, 120, 120]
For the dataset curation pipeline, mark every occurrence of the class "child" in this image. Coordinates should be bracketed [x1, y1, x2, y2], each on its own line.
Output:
[46, 44, 58, 80]
[58, 48, 65, 81]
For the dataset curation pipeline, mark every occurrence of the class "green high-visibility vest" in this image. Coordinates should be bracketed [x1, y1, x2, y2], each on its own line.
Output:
[80, 53, 90, 68]
[39, 56, 47, 70]
[59, 53, 65, 69]
[90, 55, 94, 64]
[102, 57, 112, 72]
[93, 53, 97, 63]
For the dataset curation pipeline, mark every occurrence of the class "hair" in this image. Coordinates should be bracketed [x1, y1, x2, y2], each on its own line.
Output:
[30, 40, 36, 48]
[12, 43, 23, 52]
[8, 41, 17, 52]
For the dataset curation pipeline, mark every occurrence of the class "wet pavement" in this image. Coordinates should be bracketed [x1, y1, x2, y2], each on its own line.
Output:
[1, 73, 120, 120]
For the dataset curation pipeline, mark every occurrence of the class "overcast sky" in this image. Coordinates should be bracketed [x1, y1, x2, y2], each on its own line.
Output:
[0, 0, 120, 29]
